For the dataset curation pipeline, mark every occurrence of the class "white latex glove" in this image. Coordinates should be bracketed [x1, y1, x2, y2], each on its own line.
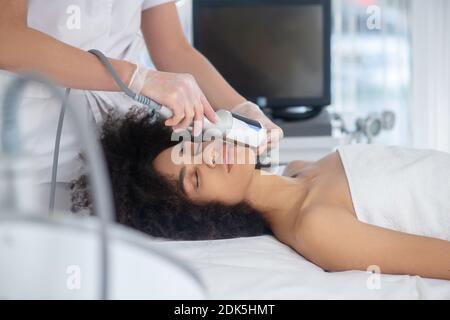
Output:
[129, 64, 218, 136]
[230, 101, 284, 154]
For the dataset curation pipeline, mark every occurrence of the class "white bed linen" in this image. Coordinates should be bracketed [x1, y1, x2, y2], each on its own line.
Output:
[153, 235, 450, 300]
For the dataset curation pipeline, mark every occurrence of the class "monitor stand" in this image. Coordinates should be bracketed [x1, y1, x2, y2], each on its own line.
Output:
[270, 106, 323, 122]
[269, 107, 332, 137]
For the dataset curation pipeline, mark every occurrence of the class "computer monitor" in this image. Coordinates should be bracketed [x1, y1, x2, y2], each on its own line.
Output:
[193, 0, 331, 110]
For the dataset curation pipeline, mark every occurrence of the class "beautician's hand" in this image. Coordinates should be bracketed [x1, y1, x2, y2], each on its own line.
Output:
[129, 64, 218, 136]
[231, 101, 284, 154]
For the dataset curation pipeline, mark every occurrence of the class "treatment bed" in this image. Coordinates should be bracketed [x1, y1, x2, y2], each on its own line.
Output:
[153, 235, 450, 300]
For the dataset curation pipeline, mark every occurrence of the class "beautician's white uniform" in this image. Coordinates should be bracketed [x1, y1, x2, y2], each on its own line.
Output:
[0, 0, 174, 210]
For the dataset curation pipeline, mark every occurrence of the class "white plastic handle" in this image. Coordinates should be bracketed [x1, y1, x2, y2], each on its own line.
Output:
[158, 106, 174, 119]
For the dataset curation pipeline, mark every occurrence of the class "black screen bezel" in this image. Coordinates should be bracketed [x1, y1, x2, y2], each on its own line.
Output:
[193, 0, 332, 109]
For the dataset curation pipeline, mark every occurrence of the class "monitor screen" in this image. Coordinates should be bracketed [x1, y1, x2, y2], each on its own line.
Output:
[194, 0, 331, 108]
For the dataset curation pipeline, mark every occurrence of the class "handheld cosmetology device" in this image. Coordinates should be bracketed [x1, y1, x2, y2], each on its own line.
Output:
[48, 49, 269, 216]
[88, 49, 268, 149]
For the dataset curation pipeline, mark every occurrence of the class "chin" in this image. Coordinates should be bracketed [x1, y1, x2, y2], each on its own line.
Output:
[244, 146, 257, 169]
[230, 146, 256, 180]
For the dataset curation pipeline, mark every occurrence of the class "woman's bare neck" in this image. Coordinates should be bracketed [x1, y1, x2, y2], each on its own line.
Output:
[244, 170, 310, 231]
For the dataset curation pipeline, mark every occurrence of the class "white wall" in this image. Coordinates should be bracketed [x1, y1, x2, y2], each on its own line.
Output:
[410, 0, 450, 152]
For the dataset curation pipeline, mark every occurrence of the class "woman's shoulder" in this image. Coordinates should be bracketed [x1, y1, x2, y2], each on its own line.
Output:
[298, 202, 355, 217]
[291, 205, 358, 265]
[294, 205, 356, 240]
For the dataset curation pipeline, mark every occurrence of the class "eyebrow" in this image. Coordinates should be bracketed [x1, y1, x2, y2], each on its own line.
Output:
[178, 166, 187, 195]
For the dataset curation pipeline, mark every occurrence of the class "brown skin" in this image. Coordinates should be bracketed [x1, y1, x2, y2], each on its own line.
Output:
[153, 142, 450, 281]
[154, 140, 256, 205]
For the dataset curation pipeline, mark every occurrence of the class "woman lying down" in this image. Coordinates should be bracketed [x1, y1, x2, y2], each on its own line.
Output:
[71, 108, 450, 281]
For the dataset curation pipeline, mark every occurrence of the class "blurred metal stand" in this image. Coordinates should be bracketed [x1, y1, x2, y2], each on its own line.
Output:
[0, 73, 205, 299]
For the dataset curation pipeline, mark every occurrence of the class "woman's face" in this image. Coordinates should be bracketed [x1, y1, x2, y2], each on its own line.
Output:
[153, 140, 256, 205]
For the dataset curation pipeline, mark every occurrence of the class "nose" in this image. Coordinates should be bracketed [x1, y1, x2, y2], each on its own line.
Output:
[203, 143, 219, 168]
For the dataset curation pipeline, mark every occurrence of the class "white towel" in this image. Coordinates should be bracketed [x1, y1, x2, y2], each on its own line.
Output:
[337, 144, 450, 241]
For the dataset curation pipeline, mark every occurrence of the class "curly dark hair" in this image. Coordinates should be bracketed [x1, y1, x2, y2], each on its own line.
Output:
[71, 107, 271, 240]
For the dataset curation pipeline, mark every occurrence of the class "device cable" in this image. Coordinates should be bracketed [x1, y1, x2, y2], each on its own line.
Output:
[49, 88, 71, 213]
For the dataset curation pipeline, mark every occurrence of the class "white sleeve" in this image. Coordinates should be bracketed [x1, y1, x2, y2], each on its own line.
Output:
[142, 0, 175, 11]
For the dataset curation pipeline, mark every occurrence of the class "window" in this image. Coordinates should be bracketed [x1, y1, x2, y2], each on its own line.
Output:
[330, 0, 411, 145]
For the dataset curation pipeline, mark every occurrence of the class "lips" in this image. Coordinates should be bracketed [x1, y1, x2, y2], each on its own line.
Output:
[222, 143, 233, 173]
